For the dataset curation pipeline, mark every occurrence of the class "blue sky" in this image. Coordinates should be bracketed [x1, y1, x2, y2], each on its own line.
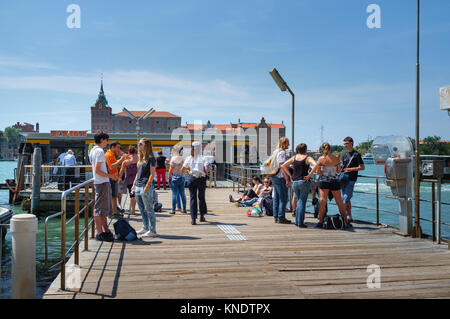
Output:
[0, 0, 449, 150]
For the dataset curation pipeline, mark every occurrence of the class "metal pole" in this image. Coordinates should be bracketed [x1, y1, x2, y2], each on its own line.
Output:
[84, 184, 89, 251]
[437, 178, 442, 244]
[61, 197, 66, 290]
[376, 178, 380, 226]
[286, 86, 295, 154]
[74, 189, 79, 265]
[432, 181, 436, 241]
[412, 0, 422, 238]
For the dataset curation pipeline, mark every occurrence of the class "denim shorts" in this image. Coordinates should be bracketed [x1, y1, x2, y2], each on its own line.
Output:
[341, 180, 356, 204]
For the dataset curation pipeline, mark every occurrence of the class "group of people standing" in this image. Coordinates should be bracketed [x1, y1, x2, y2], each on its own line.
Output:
[88, 131, 212, 242]
[265, 136, 365, 228]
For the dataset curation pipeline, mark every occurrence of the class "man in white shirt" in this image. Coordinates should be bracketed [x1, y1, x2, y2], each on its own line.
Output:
[182, 142, 209, 225]
[88, 132, 119, 242]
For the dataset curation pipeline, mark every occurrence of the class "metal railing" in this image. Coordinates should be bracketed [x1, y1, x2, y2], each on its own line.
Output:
[207, 165, 217, 188]
[324, 174, 450, 244]
[224, 164, 449, 244]
[44, 178, 96, 290]
[0, 224, 11, 271]
[224, 164, 265, 192]
[23, 165, 92, 190]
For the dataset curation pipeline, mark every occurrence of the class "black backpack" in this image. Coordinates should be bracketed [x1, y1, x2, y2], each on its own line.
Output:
[113, 218, 138, 241]
[323, 214, 345, 230]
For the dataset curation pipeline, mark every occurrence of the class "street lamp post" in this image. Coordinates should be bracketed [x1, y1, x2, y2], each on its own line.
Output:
[122, 107, 156, 142]
[412, 0, 422, 238]
[269, 68, 295, 154]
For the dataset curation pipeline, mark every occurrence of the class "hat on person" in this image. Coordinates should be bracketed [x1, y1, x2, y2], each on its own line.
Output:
[67, 149, 73, 154]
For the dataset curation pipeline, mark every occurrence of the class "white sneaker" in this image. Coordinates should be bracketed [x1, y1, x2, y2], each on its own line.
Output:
[136, 228, 147, 235]
[142, 231, 158, 238]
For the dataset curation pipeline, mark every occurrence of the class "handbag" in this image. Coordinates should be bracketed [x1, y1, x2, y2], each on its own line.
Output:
[334, 153, 357, 186]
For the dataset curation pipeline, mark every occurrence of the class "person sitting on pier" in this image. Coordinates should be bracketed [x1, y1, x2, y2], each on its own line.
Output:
[88, 131, 118, 242]
[305, 142, 351, 228]
[229, 176, 263, 205]
[237, 177, 273, 207]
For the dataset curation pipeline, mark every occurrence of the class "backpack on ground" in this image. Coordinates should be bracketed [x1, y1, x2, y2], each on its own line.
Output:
[113, 218, 138, 241]
[323, 214, 345, 230]
[261, 148, 283, 177]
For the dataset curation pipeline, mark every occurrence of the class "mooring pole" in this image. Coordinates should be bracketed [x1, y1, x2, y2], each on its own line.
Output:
[31, 145, 42, 214]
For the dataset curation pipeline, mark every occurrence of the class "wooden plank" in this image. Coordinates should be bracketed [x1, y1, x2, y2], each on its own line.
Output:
[43, 188, 450, 299]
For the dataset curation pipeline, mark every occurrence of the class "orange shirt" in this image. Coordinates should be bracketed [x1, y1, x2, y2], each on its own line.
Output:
[105, 150, 118, 175]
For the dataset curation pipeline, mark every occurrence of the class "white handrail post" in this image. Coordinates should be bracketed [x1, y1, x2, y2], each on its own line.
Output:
[11, 214, 38, 299]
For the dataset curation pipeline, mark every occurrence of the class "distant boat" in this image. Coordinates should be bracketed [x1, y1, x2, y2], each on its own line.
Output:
[362, 153, 375, 164]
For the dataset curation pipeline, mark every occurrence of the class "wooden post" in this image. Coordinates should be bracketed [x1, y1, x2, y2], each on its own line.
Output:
[31, 146, 42, 214]
[91, 184, 95, 239]
[74, 189, 79, 265]
[84, 184, 89, 251]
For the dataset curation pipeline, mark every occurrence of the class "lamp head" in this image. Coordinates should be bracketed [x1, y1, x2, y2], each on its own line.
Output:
[122, 107, 136, 120]
[269, 68, 287, 92]
[141, 108, 155, 120]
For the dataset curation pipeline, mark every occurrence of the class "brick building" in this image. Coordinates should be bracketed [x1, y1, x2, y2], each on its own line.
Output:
[12, 122, 39, 133]
[90, 81, 181, 133]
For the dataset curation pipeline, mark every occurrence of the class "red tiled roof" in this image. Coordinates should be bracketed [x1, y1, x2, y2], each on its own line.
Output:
[184, 122, 285, 131]
[114, 111, 180, 118]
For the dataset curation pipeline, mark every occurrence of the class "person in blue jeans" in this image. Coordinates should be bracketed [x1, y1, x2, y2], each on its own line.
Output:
[340, 137, 365, 223]
[168, 145, 187, 214]
[132, 138, 157, 238]
[270, 137, 292, 224]
[282, 143, 317, 228]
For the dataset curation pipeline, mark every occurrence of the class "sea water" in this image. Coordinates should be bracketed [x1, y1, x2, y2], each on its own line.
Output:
[304, 164, 450, 238]
[0, 161, 83, 299]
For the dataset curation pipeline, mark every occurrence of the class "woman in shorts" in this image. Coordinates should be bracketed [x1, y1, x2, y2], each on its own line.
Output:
[305, 142, 349, 228]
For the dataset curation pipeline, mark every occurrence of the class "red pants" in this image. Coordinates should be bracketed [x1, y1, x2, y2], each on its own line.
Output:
[156, 168, 166, 189]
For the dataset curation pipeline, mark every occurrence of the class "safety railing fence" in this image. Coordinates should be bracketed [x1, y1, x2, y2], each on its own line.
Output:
[44, 178, 96, 290]
[325, 174, 450, 244]
[23, 165, 93, 190]
[224, 164, 266, 192]
[207, 164, 217, 188]
[224, 163, 449, 244]
[0, 224, 10, 273]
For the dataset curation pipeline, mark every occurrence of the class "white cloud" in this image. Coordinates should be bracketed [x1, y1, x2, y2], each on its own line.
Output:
[0, 56, 57, 70]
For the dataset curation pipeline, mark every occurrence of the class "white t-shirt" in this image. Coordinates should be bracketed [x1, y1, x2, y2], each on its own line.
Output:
[183, 155, 207, 177]
[276, 150, 287, 178]
[89, 145, 109, 184]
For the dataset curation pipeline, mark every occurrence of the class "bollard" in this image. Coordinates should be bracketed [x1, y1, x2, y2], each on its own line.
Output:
[11, 214, 38, 299]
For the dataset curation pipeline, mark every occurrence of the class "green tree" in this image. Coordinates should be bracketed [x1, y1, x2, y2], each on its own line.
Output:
[4, 126, 22, 144]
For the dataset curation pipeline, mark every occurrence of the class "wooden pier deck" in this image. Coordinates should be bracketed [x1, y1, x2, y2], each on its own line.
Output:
[44, 188, 450, 299]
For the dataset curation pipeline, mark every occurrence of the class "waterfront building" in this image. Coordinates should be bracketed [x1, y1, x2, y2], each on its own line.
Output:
[90, 81, 181, 134]
[12, 122, 39, 133]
